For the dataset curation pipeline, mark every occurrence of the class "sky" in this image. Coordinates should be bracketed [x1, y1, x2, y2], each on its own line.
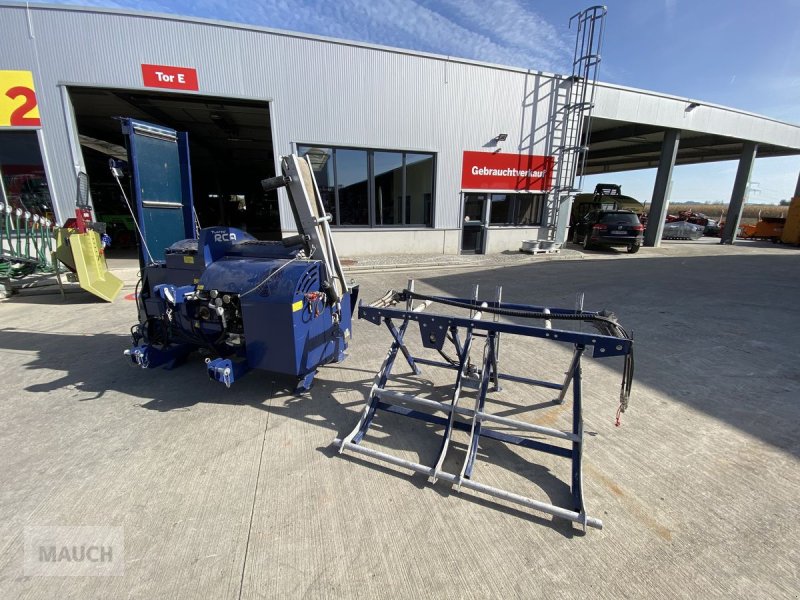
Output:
[32, 0, 800, 204]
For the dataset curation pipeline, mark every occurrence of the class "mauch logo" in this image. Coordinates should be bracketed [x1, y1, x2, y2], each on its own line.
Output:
[213, 231, 237, 242]
[39, 545, 113, 563]
[24, 526, 124, 576]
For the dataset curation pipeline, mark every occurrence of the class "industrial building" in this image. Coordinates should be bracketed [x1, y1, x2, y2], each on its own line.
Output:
[2, 2, 799, 255]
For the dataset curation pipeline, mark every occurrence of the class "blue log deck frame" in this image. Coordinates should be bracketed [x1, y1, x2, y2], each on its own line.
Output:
[335, 283, 635, 530]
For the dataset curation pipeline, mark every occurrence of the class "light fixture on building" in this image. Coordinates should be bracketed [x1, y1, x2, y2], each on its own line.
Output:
[685, 101, 700, 112]
[496, 133, 508, 141]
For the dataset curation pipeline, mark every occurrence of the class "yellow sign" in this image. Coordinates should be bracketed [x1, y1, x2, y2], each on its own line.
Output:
[292, 300, 303, 312]
[0, 70, 41, 127]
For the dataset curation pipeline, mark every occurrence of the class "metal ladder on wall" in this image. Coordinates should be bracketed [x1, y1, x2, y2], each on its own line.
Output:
[549, 6, 607, 242]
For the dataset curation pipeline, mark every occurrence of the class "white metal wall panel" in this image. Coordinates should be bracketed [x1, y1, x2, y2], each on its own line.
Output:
[1, 3, 567, 228]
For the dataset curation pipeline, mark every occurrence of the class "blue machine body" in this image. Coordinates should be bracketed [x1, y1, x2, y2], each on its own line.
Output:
[130, 226, 355, 389]
[121, 118, 355, 390]
[198, 249, 352, 376]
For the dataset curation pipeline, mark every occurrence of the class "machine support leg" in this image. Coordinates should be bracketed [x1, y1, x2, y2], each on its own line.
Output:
[343, 317, 410, 446]
[460, 333, 496, 481]
[571, 345, 586, 516]
[555, 346, 582, 404]
[449, 326, 464, 358]
[431, 328, 476, 481]
[386, 317, 419, 375]
[492, 286, 502, 392]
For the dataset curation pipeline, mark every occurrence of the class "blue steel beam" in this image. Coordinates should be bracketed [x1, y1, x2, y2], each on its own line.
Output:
[359, 304, 631, 358]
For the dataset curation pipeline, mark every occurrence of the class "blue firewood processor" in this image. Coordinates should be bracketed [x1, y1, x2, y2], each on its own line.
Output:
[117, 118, 356, 390]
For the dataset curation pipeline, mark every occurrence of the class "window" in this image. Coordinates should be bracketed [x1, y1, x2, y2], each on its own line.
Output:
[298, 144, 434, 227]
[489, 194, 511, 224]
[488, 193, 544, 226]
[334, 149, 369, 225]
[374, 151, 403, 225]
[405, 154, 434, 226]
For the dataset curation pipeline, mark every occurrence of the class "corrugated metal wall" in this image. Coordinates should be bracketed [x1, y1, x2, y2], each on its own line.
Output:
[0, 4, 567, 230]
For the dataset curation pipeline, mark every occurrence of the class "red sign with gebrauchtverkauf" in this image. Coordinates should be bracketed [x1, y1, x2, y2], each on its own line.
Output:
[141, 64, 199, 91]
[461, 151, 554, 191]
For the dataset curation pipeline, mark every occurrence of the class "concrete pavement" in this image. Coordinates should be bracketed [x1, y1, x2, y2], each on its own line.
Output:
[0, 240, 798, 598]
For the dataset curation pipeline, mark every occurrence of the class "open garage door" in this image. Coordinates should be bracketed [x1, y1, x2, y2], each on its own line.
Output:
[68, 87, 279, 253]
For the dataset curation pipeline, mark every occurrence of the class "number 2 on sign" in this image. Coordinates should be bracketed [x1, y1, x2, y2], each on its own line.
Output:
[0, 70, 41, 127]
[6, 86, 41, 126]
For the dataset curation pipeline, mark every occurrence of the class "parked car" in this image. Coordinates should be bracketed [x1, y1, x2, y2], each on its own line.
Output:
[665, 210, 720, 236]
[662, 220, 704, 240]
[572, 209, 644, 253]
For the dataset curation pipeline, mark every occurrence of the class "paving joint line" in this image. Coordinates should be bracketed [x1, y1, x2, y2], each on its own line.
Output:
[237, 381, 274, 600]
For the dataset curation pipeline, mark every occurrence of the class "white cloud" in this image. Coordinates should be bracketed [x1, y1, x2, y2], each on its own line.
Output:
[428, 0, 571, 70]
[32, 0, 572, 72]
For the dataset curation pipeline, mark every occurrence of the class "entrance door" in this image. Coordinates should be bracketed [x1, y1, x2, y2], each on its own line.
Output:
[461, 193, 488, 254]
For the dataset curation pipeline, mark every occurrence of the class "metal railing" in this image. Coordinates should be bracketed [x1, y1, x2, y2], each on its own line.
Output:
[0, 202, 56, 278]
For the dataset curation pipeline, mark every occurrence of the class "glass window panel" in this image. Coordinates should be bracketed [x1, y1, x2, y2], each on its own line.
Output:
[405, 153, 433, 226]
[515, 194, 543, 225]
[374, 151, 403, 225]
[292, 145, 435, 228]
[298, 146, 336, 223]
[335, 148, 369, 225]
[464, 194, 486, 222]
[0, 131, 52, 219]
[489, 194, 511, 224]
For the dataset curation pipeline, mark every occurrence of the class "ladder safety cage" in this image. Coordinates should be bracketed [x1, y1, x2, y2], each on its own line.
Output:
[335, 280, 634, 530]
[550, 5, 607, 242]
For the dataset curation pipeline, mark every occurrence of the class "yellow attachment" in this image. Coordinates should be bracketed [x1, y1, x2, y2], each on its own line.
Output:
[54, 227, 77, 271]
[54, 228, 123, 302]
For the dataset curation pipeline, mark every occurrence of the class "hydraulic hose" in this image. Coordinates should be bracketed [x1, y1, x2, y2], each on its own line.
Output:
[400, 290, 631, 339]
[399, 288, 635, 416]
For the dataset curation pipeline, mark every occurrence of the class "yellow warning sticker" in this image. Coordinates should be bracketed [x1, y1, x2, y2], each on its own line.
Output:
[292, 300, 303, 312]
[184, 255, 194, 264]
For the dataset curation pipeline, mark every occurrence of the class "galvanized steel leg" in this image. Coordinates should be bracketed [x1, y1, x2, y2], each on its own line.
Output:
[333, 437, 603, 529]
[492, 286, 502, 392]
[431, 328, 475, 482]
[460, 332, 496, 481]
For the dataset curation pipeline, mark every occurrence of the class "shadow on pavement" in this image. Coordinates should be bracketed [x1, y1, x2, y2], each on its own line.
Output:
[415, 253, 800, 459]
[0, 325, 584, 534]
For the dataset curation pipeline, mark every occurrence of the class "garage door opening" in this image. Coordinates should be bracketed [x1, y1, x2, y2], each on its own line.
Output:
[68, 87, 279, 251]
